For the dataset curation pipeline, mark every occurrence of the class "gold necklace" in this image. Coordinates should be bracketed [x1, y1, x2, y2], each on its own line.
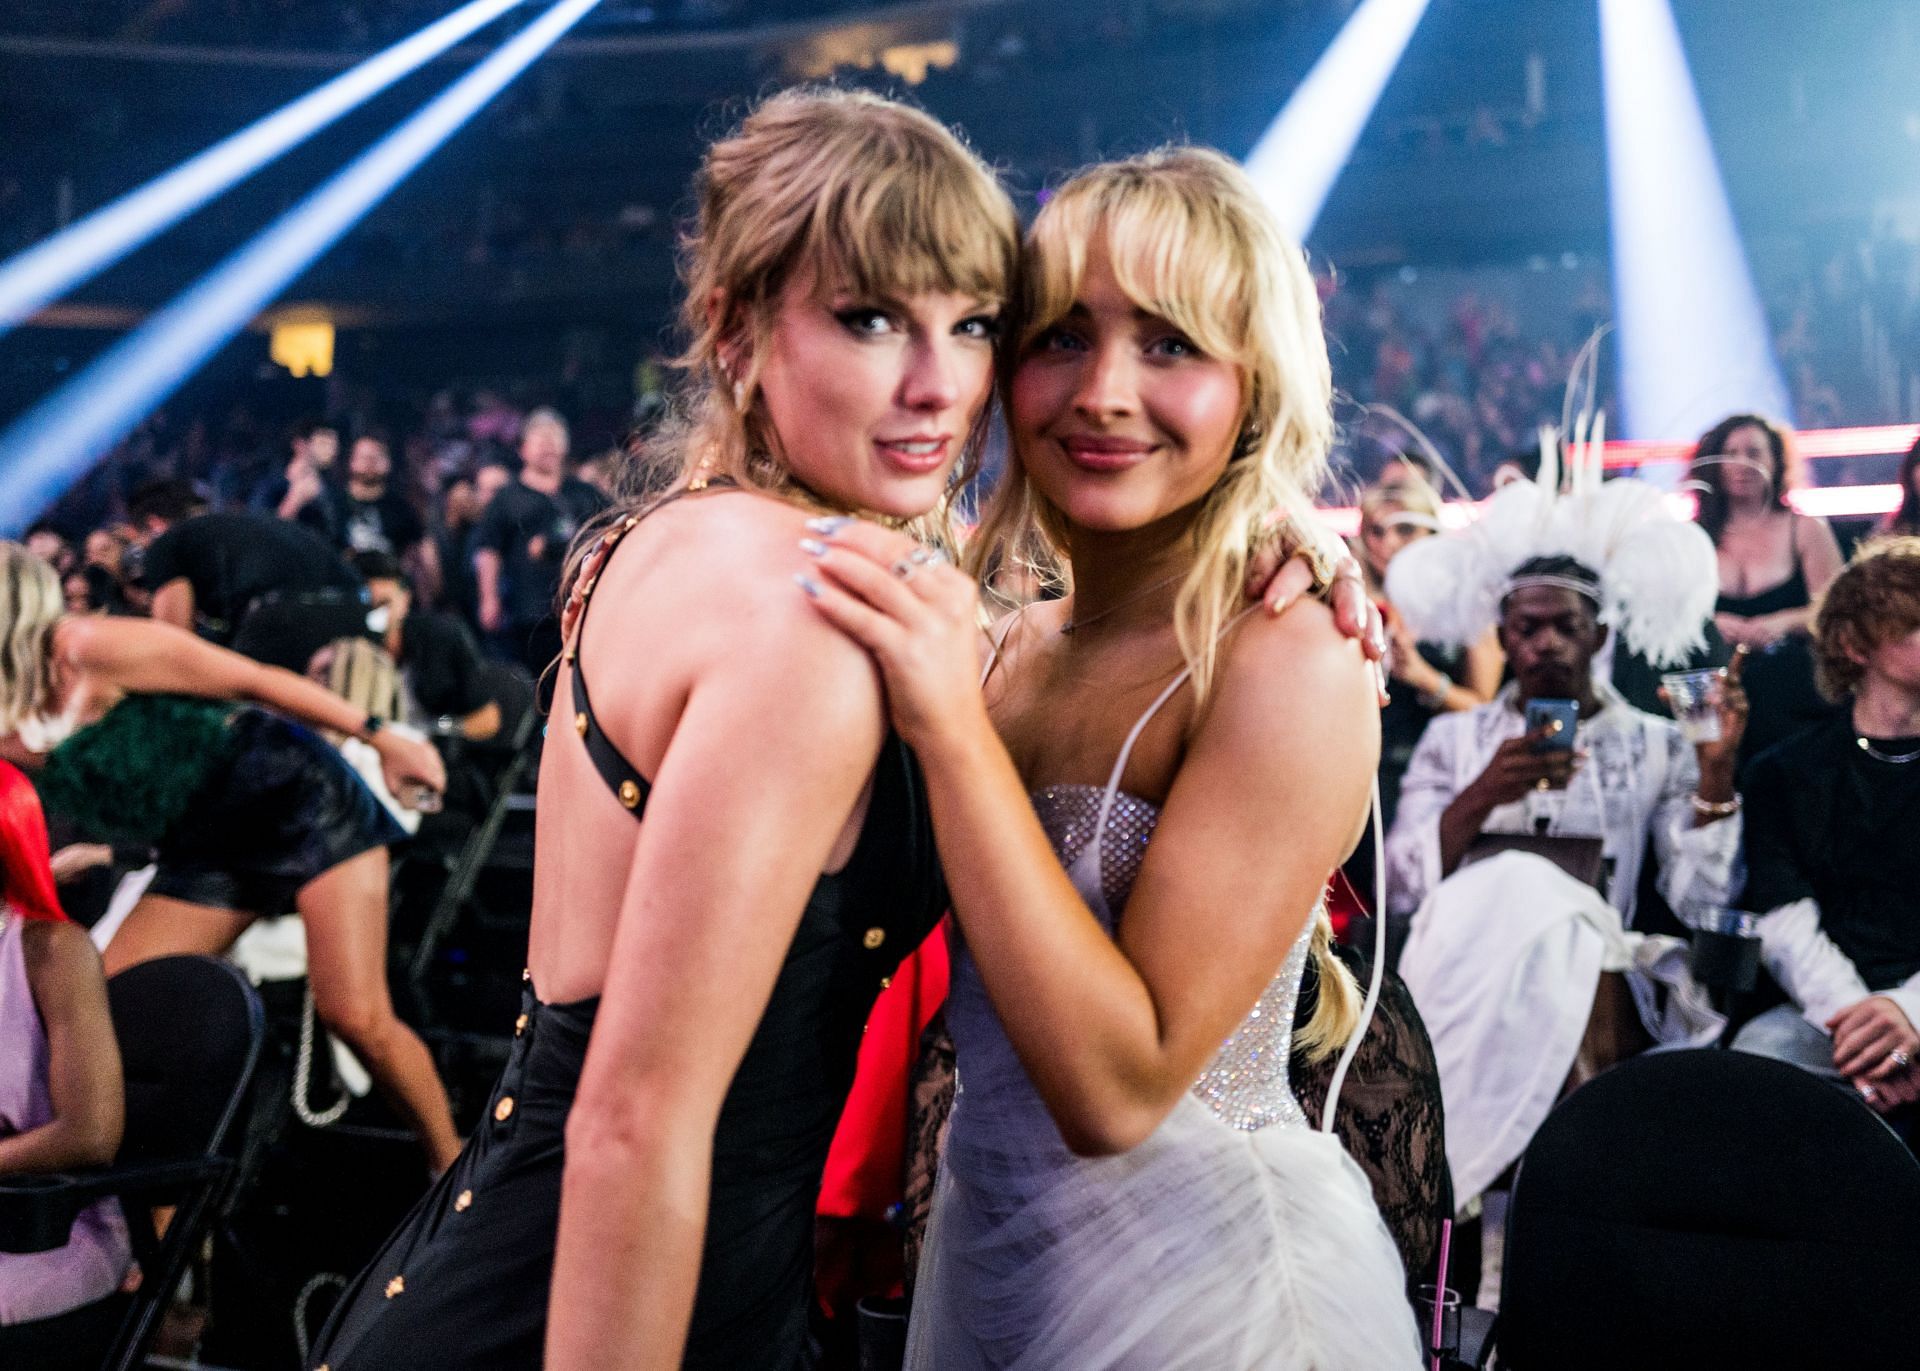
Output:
[1060, 573, 1183, 636]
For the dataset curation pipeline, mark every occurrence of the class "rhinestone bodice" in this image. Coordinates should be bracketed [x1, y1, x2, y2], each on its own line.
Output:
[949, 784, 1310, 1135]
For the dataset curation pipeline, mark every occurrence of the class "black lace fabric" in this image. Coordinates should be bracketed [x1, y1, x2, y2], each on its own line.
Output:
[902, 947, 1449, 1292]
[1290, 945, 1450, 1283]
[902, 1006, 956, 1296]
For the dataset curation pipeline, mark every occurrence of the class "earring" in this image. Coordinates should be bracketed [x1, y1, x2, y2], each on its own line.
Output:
[732, 378, 747, 409]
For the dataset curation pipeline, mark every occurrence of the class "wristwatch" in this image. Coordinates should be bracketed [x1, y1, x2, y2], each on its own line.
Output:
[360, 714, 387, 742]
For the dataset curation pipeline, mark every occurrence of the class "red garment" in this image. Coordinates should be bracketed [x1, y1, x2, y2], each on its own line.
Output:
[0, 761, 66, 923]
[1326, 872, 1363, 944]
[818, 923, 950, 1220]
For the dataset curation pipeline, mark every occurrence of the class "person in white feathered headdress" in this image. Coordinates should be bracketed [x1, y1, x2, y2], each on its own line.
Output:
[1375, 432, 1753, 1267]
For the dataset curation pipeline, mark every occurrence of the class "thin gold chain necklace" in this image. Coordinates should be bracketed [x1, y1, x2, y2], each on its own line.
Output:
[1060, 574, 1183, 636]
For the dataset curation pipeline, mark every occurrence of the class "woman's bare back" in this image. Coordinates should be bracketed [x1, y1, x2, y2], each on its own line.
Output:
[526, 489, 882, 1004]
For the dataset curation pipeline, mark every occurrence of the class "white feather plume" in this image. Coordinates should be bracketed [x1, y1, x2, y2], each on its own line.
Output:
[1383, 465, 1717, 669]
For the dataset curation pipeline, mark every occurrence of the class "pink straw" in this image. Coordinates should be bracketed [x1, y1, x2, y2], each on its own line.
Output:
[1430, 1217, 1454, 1370]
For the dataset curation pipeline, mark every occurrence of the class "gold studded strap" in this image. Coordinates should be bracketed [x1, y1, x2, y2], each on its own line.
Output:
[566, 477, 737, 818]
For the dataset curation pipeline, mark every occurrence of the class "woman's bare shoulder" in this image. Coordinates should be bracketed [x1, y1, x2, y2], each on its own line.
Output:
[630, 490, 830, 597]
[1226, 596, 1365, 680]
[1207, 600, 1378, 745]
[20, 918, 106, 1000]
[598, 492, 883, 708]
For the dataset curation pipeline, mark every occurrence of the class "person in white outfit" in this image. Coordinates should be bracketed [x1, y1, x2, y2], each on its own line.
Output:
[798, 147, 1421, 1370]
[1382, 471, 1748, 1217]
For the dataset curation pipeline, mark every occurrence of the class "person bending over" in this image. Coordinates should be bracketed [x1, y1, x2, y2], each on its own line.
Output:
[0, 543, 457, 1170]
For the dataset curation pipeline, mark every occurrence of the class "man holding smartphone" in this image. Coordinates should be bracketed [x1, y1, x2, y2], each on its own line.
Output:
[1388, 555, 1748, 919]
[1382, 551, 1749, 1248]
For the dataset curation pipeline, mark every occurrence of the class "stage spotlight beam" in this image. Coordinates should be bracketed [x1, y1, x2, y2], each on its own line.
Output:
[1599, 0, 1790, 439]
[0, 0, 527, 339]
[1242, 0, 1434, 242]
[0, 0, 602, 534]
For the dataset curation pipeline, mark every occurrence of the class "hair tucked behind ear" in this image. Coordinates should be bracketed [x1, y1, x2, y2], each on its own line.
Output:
[967, 146, 1362, 1062]
[562, 85, 1019, 611]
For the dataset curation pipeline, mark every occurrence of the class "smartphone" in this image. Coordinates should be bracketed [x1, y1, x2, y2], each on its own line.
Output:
[1524, 698, 1579, 753]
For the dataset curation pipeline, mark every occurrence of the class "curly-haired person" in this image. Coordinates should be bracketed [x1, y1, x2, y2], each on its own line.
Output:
[1736, 535, 1920, 1132]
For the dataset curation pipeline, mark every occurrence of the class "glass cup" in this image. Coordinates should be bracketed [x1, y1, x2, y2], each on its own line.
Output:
[1661, 668, 1724, 743]
[1415, 1283, 1462, 1358]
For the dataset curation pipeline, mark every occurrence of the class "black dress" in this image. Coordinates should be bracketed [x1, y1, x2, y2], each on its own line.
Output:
[310, 499, 945, 1370]
[1716, 552, 1840, 768]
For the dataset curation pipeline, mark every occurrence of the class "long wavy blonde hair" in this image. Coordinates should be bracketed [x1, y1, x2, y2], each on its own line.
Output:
[0, 543, 67, 743]
[967, 146, 1361, 1061]
[638, 87, 1017, 548]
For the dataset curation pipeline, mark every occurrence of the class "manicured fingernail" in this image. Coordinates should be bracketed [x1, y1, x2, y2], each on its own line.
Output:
[805, 516, 850, 535]
[793, 573, 822, 598]
[800, 538, 828, 557]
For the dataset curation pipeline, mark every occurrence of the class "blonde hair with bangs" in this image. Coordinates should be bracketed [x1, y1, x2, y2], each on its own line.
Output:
[0, 543, 65, 743]
[663, 86, 1018, 549]
[967, 146, 1360, 1062]
[973, 146, 1334, 694]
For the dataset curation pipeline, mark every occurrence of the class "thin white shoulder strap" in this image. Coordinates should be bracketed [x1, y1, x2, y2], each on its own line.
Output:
[1090, 668, 1194, 850]
[1089, 606, 1261, 861]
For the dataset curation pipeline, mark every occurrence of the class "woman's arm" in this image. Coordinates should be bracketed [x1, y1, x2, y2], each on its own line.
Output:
[1796, 512, 1845, 599]
[0, 921, 123, 1174]
[926, 611, 1376, 1153]
[800, 526, 1378, 1154]
[57, 615, 443, 797]
[547, 544, 892, 1369]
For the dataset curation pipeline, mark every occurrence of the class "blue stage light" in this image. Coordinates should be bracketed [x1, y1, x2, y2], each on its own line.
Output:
[1600, 0, 1790, 439]
[0, 0, 527, 339]
[1242, 0, 1434, 242]
[0, 0, 602, 534]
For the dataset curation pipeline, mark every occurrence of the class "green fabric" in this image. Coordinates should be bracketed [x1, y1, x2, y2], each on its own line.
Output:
[38, 694, 240, 846]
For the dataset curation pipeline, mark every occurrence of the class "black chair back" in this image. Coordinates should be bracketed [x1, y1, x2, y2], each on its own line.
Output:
[105, 955, 264, 1369]
[111, 954, 263, 1167]
[1497, 1049, 1920, 1369]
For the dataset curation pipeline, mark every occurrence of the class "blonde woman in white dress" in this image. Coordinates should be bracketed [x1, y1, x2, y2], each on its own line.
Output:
[799, 148, 1421, 1369]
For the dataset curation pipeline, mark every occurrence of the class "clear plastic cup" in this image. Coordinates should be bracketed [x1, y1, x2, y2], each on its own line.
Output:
[1661, 668, 1724, 743]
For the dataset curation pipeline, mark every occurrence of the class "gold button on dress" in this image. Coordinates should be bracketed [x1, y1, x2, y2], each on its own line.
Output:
[495, 1096, 515, 1123]
[862, 927, 886, 950]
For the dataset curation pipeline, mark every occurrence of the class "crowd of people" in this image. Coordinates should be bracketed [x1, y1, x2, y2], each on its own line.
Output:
[2, 83, 1918, 1371]
[1324, 233, 1920, 493]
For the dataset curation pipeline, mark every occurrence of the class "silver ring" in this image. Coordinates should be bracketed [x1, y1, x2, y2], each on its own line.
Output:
[1892, 1048, 1911, 1069]
[908, 545, 945, 566]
